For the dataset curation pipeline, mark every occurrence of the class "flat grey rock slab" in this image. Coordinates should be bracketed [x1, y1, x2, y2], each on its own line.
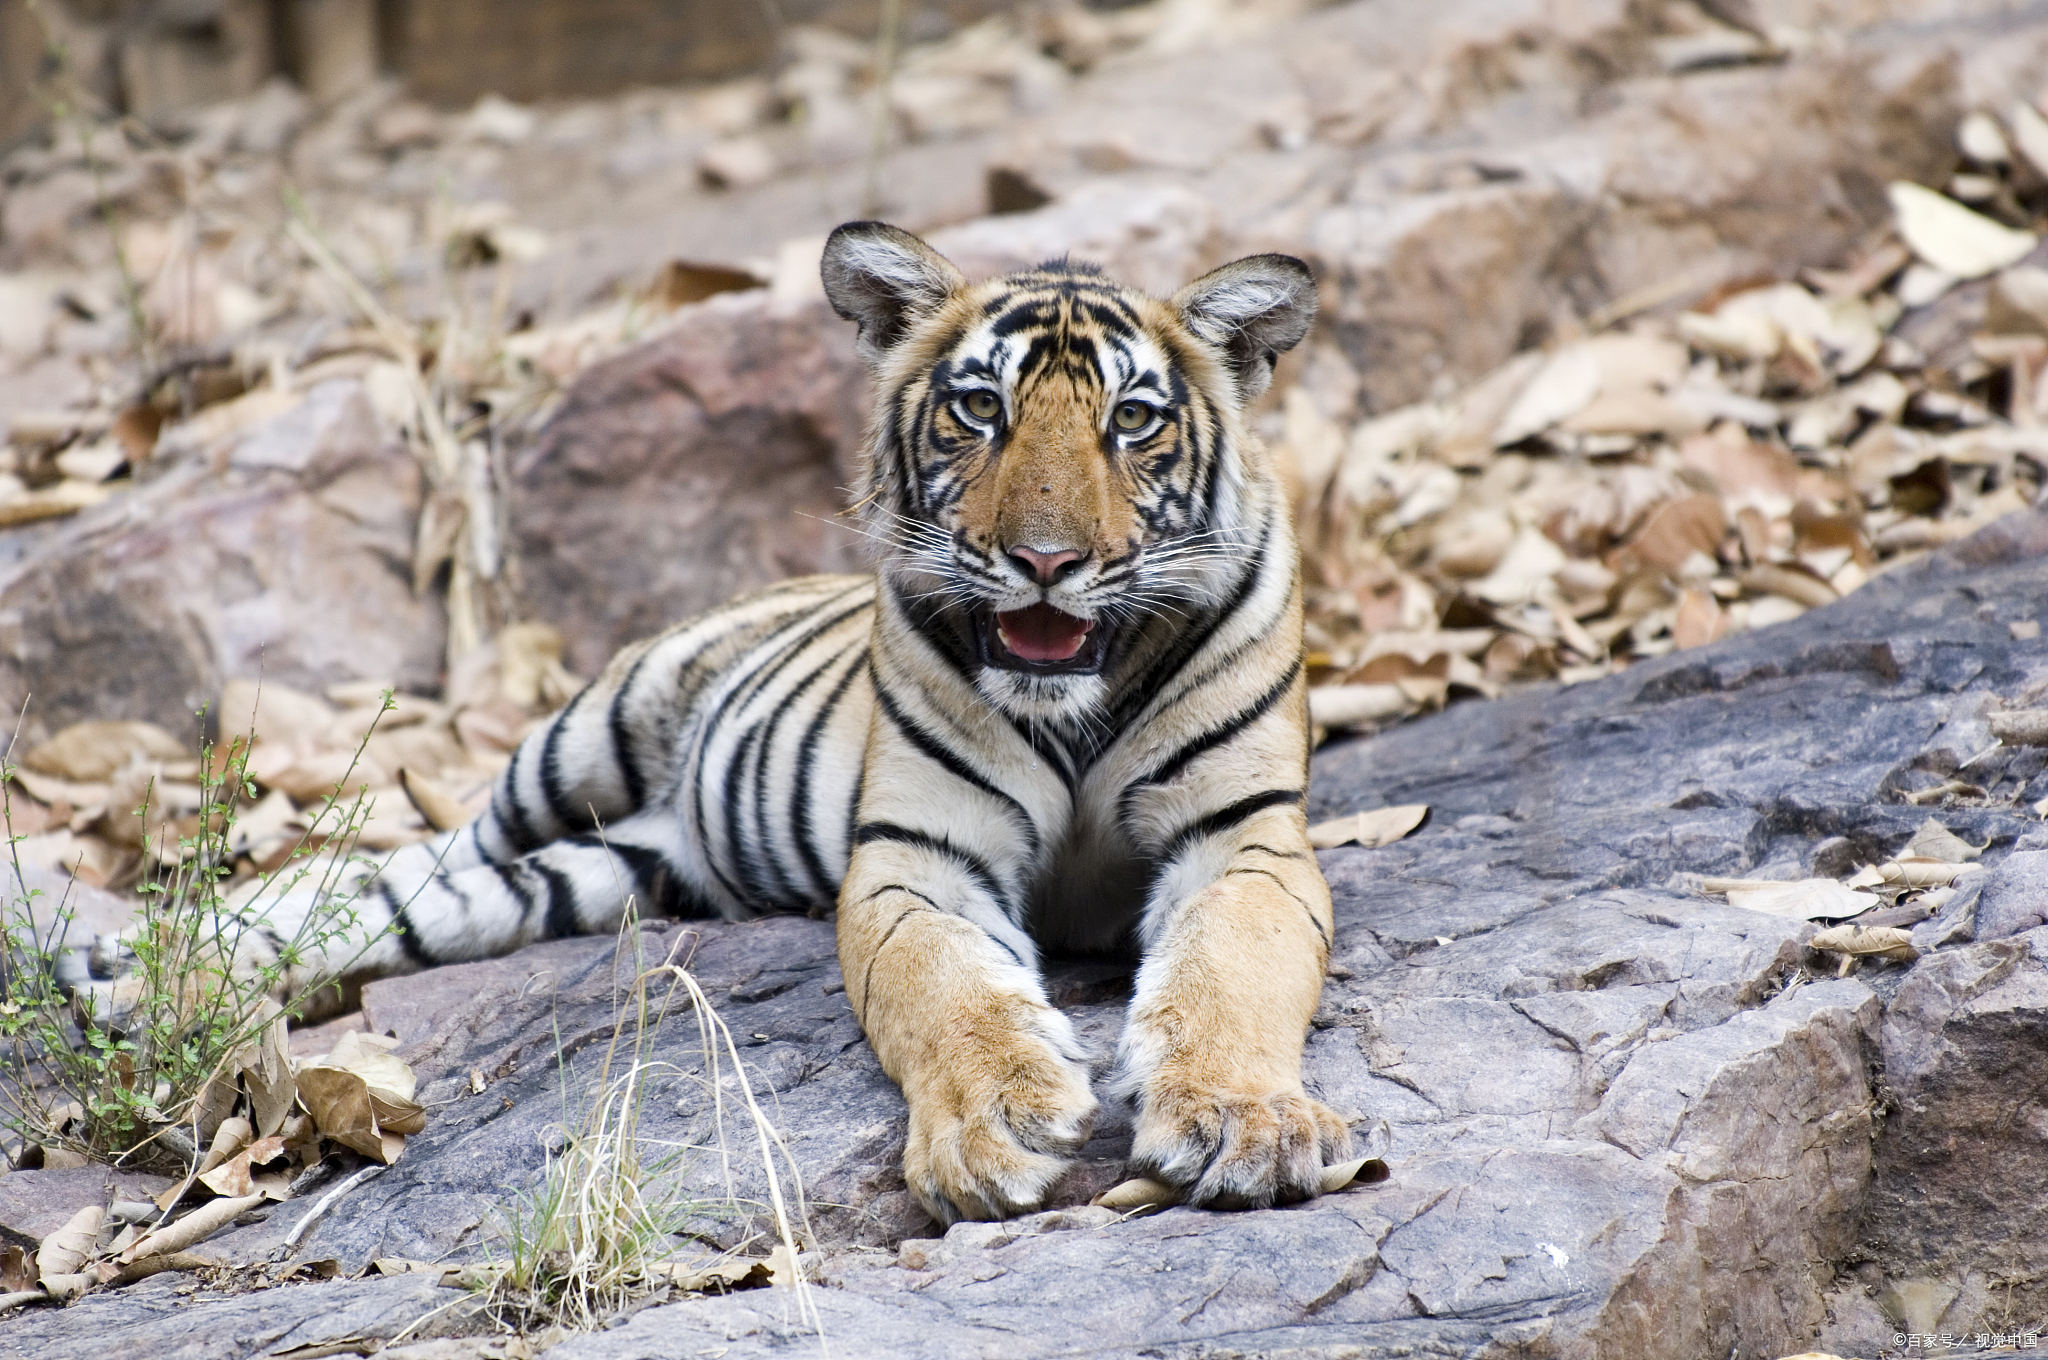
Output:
[4, 512, 2043, 1358]
[0, 1274, 455, 1360]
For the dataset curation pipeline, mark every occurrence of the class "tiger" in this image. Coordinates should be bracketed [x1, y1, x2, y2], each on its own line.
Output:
[108, 222, 1350, 1224]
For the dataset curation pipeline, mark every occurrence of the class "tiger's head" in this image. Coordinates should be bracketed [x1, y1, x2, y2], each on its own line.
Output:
[821, 222, 1315, 721]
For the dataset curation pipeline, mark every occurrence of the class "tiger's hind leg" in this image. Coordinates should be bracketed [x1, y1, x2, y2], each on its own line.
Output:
[74, 805, 716, 1028]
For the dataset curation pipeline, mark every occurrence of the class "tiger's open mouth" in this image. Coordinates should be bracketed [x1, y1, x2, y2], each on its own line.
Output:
[978, 603, 1113, 674]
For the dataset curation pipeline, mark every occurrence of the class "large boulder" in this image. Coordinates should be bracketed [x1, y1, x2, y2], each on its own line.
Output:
[505, 290, 869, 677]
[9, 509, 2043, 1359]
[0, 380, 443, 747]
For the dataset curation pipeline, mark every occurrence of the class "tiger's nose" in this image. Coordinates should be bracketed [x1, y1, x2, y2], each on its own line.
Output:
[1008, 546, 1086, 586]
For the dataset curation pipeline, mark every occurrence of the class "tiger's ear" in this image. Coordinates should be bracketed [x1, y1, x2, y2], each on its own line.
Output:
[821, 222, 966, 368]
[1171, 254, 1317, 405]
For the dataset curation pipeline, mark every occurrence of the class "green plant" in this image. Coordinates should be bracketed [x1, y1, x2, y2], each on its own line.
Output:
[0, 694, 399, 1167]
[481, 890, 821, 1339]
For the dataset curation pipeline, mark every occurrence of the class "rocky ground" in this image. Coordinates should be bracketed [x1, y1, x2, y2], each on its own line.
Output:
[3, 0, 2048, 1356]
[0, 502, 2042, 1360]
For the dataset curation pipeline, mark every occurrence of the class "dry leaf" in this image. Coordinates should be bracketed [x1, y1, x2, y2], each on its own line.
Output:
[370, 1257, 458, 1280]
[24, 721, 187, 782]
[35, 1206, 101, 1282]
[399, 766, 469, 832]
[1736, 564, 1837, 610]
[197, 1134, 287, 1198]
[297, 1030, 427, 1162]
[1844, 857, 1979, 890]
[1808, 923, 1918, 966]
[652, 1256, 774, 1293]
[1318, 1156, 1391, 1192]
[104, 1250, 218, 1288]
[2008, 100, 2048, 180]
[1888, 181, 2037, 279]
[1672, 589, 1726, 650]
[1613, 495, 1726, 578]
[1988, 710, 2048, 746]
[1308, 684, 1411, 730]
[1092, 1178, 1179, 1211]
[38, 1271, 90, 1300]
[0, 480, 112, 527]
[1901, 819, 1987, 863]
[0, 1244, 35, 1294]
[240, 1009, 298, 1138]
[121, 1194, 263, 1263]
[200, 1116, 253, 1175]
[1472, 525, 1569, 606]
[1306, 805, 1430, 850]
[1494, 346, 1602, 446]
[1715, 879, 1879, 920]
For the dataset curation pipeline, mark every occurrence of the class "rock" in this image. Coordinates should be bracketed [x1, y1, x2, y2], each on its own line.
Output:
[0, 1168, 173, 1248]
[0, 379, 444, 747]
[506, 291, 868, 677]
[10, 510, 2043, 1358]
[0, 1271, 460, 1358]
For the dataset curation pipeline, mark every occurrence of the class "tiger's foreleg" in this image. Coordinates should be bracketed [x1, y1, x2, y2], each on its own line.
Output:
[837, 845, 1098, 1225]
[1115, 801, 1350, 1209]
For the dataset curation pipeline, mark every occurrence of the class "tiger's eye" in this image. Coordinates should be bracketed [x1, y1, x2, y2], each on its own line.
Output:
[964, 391, 1001, 421]
[1113, 400, 1152, 431]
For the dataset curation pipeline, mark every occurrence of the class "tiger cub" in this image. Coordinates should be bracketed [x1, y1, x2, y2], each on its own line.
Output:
[178, 223, 1350, 1223]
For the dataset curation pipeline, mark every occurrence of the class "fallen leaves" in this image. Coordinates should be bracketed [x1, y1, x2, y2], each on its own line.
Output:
[295, 1031, 427, 1164]
[1693, 813, 2007, 974]
[1808, 924, 1919, 974]
[1294, 147, 2048, 740]
[1888, 181, 2037, 280]
[5, 1024, 430, 1309]
[1707, 879, 1880, 921]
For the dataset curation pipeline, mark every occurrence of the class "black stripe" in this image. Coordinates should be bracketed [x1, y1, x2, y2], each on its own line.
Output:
[872, 680, 1038, 857]
[791, 644, 868, 904]
[858, 900, 928, 1027]
[432, 868, 473, 915]
[743, 607, 872, 906]
[1123, 659, 1300, 825]
[722, 721, 769, 904]
[1111, 514, 1274, 732]
[853, 821, 1010, 914]
[687, 588, 870, 911]
[494, 743, 543, 855]
[538, 683, 594, 833]
[378, 879, 435, 967]
[1159, 788, 1303, 862]
[605, 647, 660, 808]
[1227, 864, 1330, 947]
[1240, 842, 1308, 861]
[533, 860, 580, 939]
[493, 861, 537, 928]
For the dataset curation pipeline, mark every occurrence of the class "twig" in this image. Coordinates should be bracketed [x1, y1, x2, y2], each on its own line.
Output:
[283, 1164, 385, 1249]
[860, 0, 904, 218]
[284, 211, 494, 665]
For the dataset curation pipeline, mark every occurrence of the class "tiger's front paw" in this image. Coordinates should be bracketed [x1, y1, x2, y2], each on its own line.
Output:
[1133, 1081, 1351, 1210]
[901, 1033, 1099, 1225]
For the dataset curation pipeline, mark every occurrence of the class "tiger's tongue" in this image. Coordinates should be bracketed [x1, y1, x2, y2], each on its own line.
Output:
[996, 603, 1094, 663]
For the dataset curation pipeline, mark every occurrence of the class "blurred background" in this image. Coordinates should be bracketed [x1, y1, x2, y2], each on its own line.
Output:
[1, 0, 2047, 889]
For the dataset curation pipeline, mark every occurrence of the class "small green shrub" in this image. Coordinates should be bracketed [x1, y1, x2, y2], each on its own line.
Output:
[0, 695, 398, 1168]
